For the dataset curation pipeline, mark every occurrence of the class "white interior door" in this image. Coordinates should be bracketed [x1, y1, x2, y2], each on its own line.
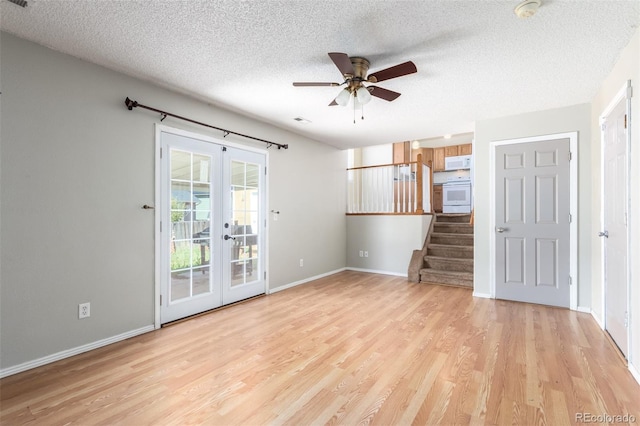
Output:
[158, 130, 266, 324]
[494, 137, 571, 308]
[601, 92, 629, 357]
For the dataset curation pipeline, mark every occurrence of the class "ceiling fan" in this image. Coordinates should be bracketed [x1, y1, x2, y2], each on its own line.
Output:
[293, 52, 417, 108]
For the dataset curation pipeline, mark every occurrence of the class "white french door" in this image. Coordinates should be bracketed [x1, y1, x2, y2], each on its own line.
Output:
[158, 129, 266, 324]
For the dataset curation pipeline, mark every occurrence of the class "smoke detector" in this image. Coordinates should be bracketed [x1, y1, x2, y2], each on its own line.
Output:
[514, 0, 541, 18]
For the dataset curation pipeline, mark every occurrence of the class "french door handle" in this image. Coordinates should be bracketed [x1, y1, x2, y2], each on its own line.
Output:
[496, 227, 507, 233]
[598, 231, 609, 238]
[223, 234, 236, 241]
[142, 204, 155, 210]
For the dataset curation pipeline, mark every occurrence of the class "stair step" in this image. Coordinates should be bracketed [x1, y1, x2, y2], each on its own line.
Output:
[430, 233, 474, 246]
[427, 244, 474, 259]
[435, 213, 472, 223]
[419, 268, 473, 288]
[433, 223, 474, 234]
[425, 255, 473, 273]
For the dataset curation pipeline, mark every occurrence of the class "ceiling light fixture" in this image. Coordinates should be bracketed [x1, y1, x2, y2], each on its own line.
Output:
[514, 0, 541, 18]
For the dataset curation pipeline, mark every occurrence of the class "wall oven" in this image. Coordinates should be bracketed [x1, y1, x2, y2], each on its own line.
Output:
[442, 177, 472, 214]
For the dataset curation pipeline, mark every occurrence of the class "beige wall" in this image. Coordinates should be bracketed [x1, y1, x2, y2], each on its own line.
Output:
[0, 33, 347, 372]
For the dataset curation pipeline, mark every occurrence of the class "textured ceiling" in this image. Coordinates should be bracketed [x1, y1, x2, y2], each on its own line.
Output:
[1, 0, 639, 149]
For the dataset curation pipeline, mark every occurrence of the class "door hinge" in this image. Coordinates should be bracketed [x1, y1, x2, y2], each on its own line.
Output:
[601, 123, 606, 131]
[160, 295, 162, 305]
[569, 276, 573, 286]
[265, 166, 267, 175]
[569, 213, 572, 223]
[568, 151, 572, 161]
[160, 147, 163, 158]
[624, 114, 627, 129]
[264, 271, 267, 280]
[160, 221, 162, 232]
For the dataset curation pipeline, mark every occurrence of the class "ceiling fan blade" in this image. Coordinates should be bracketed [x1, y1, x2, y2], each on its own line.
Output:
[329, 99, 338, 106]
[369, 86, 402, 102]
[328, 52, 355, 76]
[293, 82, 340, 87]
[368, 61, 417, 83]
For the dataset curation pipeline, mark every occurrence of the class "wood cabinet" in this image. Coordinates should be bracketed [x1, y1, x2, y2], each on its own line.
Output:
[444, 145, 459, 157]
[433, 185, 443, 213]
[458, 143, 472, 155]
[392, 141, 410, 164]
[433, 147, 445, 171]
[411, 147, 433, 166]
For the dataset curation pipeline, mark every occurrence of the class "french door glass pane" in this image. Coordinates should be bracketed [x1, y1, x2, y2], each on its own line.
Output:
[170, 149, 212, 301]
[229, 161, 259, 287]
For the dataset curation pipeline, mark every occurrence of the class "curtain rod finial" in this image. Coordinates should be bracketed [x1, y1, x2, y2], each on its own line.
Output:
[124, 97, 138, 110]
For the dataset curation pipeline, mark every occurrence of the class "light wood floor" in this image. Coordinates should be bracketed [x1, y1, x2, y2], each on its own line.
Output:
[2, 271, 639, 425]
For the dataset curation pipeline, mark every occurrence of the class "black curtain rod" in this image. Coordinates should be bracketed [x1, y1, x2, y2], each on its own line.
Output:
[124, 97, 288, 150]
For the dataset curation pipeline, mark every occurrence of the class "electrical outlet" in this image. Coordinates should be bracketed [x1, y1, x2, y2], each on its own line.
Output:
[299, 258, 304, 267]
[364, 251, 369, 258]
[79, 302, 90, 319]
[359, 250, 363, 257]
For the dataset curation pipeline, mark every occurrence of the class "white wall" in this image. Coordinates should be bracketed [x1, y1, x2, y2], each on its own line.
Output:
[346, 215, 431, 275]
[0, 33, 347, 372]
[474, 104, 592, 305]
[590, 27, 640, 377]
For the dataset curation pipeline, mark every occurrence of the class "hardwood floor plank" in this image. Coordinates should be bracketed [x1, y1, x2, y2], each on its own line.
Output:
[2, 271, 639, 425]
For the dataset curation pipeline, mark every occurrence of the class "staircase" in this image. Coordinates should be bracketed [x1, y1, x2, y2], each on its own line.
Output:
[419, 213, 474, 288]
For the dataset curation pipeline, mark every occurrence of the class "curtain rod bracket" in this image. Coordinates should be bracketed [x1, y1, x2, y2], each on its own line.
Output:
[123, 97, 288, 150]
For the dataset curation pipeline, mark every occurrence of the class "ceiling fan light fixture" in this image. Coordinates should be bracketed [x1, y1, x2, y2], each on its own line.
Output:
[356, 86, 372, 105]
[514, 0, 541, 18]
[335, 88, 351, 106]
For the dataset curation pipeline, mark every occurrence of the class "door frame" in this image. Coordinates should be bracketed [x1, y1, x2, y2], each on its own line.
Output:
[153, 124, 269, 329]
[489, 131, 578, 310]
[599, 80, 631, 354]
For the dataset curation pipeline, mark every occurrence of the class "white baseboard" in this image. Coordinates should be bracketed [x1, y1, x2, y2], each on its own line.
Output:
[629, 362, 640, 386]
[268, 268, 347, 294]
[590, 310, 605, 329]
[575, 306, 591, 314]
[472, 291, 492, 299]
[0, 325, 155, 379]
[345, 267, 408, 278]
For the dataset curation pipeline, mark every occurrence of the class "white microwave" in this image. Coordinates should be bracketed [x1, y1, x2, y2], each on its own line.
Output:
[445, 155, 472, 171]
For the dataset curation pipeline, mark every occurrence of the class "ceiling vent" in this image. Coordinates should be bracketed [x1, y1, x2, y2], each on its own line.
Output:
[7, 0, 28, 7]
[514, 0, 541, 18]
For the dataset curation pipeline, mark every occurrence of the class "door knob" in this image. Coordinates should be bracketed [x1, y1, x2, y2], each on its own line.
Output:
[598, 231, 609, 238]
[224, 234, 236, 241]
[496, 227, 507, 233]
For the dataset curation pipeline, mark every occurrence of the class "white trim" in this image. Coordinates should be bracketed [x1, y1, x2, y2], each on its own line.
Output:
[268, 268, 347, 294]
[0, 325, 155, 379]
[599, 80, 632, 361]
[575, 306, 591, 314]
[591, 310, 605, 330]
[472, 291, 492, 299]
[346, 267, 408, 277]
[629, 362, 640, 386]
[489, 132, 579, 310]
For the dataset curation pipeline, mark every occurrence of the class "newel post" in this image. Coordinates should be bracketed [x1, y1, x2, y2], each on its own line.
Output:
[416, 154, 424, 214]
